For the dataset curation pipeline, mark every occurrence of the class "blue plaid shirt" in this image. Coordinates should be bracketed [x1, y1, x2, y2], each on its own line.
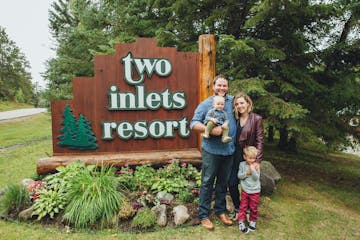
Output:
[190, 95, 236, 156]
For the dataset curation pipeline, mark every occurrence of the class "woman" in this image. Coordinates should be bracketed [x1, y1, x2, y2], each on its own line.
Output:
[228, 92, 264, 220]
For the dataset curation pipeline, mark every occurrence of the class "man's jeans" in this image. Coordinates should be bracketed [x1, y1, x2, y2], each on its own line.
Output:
[198, 149, 233, 220]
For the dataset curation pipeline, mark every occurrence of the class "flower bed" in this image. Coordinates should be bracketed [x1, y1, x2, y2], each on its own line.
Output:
[0, 160, 202, 231]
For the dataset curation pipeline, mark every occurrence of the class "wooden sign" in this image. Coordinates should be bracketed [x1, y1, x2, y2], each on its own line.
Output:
[37, 35, 216, 174]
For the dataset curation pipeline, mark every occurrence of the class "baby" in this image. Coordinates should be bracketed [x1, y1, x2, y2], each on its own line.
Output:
[202, 95, 232, 143]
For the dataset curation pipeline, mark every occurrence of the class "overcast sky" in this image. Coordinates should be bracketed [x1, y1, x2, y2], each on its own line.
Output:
[0, 0, 55, 90]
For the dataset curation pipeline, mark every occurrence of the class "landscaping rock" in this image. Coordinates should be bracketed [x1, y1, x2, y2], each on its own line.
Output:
[260, 161, 281, 196]
[172, 205, 189, 225]
[18, 205, 34, 221]
[261, 161, 281, 183]
[20, 178, 35, 188]
[151, 204, 167, 227]
[156, 191, 174, 205]
[0, 186, 7, 198]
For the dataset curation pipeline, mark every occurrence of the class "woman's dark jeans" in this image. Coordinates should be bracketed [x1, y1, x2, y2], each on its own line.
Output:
[228, 149, 243, 212]
[198, 149, 233, 220]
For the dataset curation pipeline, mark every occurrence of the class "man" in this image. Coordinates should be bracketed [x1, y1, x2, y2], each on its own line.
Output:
[190, 74, 236, 230]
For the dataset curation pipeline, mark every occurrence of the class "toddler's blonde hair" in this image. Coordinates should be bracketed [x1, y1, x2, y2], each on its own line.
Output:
[243, 146, 258, 158]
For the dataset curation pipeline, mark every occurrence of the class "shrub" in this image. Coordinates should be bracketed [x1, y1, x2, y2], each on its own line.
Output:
[134, 165, 156, 190]
[131, 207, 157, 229]
[30, 161, 86, 220]
[116, 165, 136, 190]
[31, 188, 67, 220]
[177, 190, 193, 203]
[0, 184, 30, 216]
[63, 165, 126, 228]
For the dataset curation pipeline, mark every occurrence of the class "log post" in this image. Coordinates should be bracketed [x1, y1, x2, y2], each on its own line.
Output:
[198, 34, 216, 151]
[199, 34, 216, 101]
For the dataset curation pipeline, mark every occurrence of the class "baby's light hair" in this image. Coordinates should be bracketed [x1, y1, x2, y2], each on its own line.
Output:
[243, 146, 258, 158]
[213, 95, 225, 105]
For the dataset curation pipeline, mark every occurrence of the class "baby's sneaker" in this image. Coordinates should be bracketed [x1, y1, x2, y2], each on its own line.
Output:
[202, 133, 210, 138]
[249, 221, 256, 232]
[222, 136, 232, 143]
[238, 221, 249, 234]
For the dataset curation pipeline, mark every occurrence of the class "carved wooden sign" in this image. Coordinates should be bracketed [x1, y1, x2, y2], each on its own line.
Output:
[37, 36, 218, 174]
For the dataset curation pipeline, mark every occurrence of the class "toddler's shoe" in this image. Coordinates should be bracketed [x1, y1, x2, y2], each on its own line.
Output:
[202, 133, 210, 138]
[238, 221, 249, 234]
[222, 136, 232, 143]
[249, 221, 256, 232]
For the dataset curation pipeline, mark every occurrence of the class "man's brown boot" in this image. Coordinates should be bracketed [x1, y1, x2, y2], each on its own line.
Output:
[200, 218, 215, 230]
[217, 214, 233, 226]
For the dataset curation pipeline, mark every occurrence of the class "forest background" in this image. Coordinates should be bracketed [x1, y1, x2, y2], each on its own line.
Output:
[1, 0, 359, 152]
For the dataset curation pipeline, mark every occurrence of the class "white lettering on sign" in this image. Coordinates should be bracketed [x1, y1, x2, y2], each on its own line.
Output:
[108, 85, 186, 110]
[102, 52, 191, 141]
[101, 117, 190, 140]
[122, 52, 172, 85]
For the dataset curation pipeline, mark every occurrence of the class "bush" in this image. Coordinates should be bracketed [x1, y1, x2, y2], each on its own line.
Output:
[32, 188, 67, 220]
[0, 184, 30, 216]
[131, 207, 157, 229]
[63, 165, 126, 228]
[30, 161, 86, 220]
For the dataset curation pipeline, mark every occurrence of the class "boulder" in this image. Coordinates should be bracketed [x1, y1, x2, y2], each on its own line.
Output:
[172, 205, 189, 226]
[20, 178, 35, 188]
[18, 206, 34, 221]
[156, 191, 174, 205]
[151, 204, 167, 227]
[260, 161, 281, 196]
[261, 161, 281, 183]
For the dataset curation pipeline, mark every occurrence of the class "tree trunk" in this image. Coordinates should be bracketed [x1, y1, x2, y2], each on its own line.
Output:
[278, 127, 288, 150]
[268, 125, 274, 143]
[288, 136, 297, 152]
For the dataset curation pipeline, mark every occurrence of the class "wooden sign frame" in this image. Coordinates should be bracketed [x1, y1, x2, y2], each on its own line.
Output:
[37, 34, 215, 174]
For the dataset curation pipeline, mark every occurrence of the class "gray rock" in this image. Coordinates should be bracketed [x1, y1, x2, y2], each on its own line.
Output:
[18, 206, 34, 221]
[172, 205, 189, 226]
[156, 191, 174, 204]
[151, 204, 167, 227]
[260, 161, 281, 196]
[0, 186, 8, 198]
[20, 178, 35, 188]
[261, 161, 281, 183]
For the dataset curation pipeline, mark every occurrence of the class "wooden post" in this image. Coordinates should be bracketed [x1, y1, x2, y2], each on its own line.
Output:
[199, 34, 216, 101]
[198, 34, 216, 151]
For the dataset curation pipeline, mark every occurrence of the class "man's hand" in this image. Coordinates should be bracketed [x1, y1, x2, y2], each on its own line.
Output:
[210, 126, 223, 136]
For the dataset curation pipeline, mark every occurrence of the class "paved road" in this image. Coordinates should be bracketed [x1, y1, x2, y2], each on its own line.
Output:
[0, 108, 47, 121]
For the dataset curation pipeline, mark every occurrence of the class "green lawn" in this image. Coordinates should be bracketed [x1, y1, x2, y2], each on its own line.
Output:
[0, 113, 359, 239]
[0, 101, 33, 111]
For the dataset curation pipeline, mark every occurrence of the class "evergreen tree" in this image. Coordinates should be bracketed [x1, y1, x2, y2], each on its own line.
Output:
[58, 104, 77, 147]
[46, 0, 359, 151]
[0, 26, 34, 102]
[72, 114, 98, 150]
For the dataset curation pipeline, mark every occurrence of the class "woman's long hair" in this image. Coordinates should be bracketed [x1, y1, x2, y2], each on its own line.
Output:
[233, 92, 253, 120]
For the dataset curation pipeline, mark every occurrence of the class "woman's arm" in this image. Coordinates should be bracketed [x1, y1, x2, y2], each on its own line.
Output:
[255, 117, 264, 163]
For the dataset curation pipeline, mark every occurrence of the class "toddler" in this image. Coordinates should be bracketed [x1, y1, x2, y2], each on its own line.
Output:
[237, 146, 261, 234]
[202, 95, 232, 143]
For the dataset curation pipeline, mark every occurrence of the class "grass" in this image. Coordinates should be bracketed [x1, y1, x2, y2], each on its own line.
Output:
[0, 113, 51, 148]
[0, 112, 359, 239]
[0, 101, 33, 111]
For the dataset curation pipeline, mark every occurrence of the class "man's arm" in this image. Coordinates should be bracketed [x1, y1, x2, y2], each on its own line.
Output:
[192, 122, 223, 136]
